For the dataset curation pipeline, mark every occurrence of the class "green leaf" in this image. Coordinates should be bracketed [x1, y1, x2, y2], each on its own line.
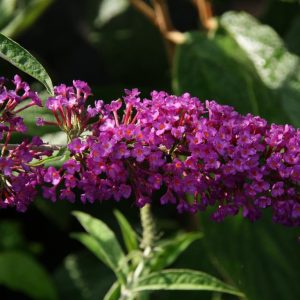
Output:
[72, 211, 128, 280]
[150, 232, 203, 271]
[103, 281, 121, 300]
[199, 211, 300, 300]
[71, 233, 112, 269]
[133, 269, 244, 297]
[221, 11, 297, 89]
[173, 31, 287, 124]
[114, 210, 138, 253]
[0, 251, 57, 300]
[0, 32, 53, 94]
[220, 11, 300, 127]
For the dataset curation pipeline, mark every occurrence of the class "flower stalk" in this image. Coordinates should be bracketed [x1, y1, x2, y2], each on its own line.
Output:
[140, 204, 155, 251]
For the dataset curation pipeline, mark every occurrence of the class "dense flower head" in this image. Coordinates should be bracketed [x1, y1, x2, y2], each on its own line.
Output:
[0, 76, 52, 211]
[40, 85, 300, 229]
[0, 75, 42, 134]
[1, 75, 300, 230]
[42, 80, 93, 139]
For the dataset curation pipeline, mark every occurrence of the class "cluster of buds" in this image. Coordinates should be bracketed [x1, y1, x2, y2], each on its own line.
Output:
[1, 75, 300, 229]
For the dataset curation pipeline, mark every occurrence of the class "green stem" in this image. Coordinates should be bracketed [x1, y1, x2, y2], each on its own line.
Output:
[120, 204, 156, 300]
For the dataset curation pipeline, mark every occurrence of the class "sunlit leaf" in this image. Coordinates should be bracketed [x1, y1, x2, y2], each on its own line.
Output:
[221, 11, 298, 89]
[72, 211, 128, 281]
[220, 11, 300, 127]
[0, 32, 53, 94]
[173, 31, 286, 124]
[133, 269, 244, 297]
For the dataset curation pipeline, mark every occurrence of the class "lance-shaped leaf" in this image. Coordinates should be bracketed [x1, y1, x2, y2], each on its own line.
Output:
[72, 211, 128, 281]
[0, 32, 53, 94]
[103, 281, 121, 300]
[114, 210, 138, 253]
[150, 232, 203, 271]
[71, 233, 112, 268]
[133, 269, 244, 297]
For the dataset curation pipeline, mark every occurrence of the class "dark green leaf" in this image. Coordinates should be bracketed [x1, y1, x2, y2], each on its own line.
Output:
[220, 11, 300, 127]
[0, 251, 57, 300]
[0, 32, 53, 94]
[72, 211, 128, 280]
[114, 210, 138, 253]
[133, 269, 244, 297]
[199, 211, 300, 300]
[173, 31, 287, 124]
[150, 232, 203, 271]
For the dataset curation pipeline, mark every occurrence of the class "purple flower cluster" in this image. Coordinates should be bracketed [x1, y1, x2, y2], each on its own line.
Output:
[39, 84, 300, 228]
[1, 75, 300, 228]
[38, 80, 92, 139]
[0, 76, 51, 211]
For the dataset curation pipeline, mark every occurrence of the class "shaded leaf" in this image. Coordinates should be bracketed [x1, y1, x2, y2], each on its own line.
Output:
[71, 233, 112, 269]
[199, 211, 300, 300]
[133, 269, 244, 297]
[72, 211, 128, 280]
[114, 210, 138, 253]
[0, 32, 53, 94]
[0, 251, 57, 300]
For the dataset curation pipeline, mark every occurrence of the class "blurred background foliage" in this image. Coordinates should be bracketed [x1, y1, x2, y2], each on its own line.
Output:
[0, 0, 300, 299]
